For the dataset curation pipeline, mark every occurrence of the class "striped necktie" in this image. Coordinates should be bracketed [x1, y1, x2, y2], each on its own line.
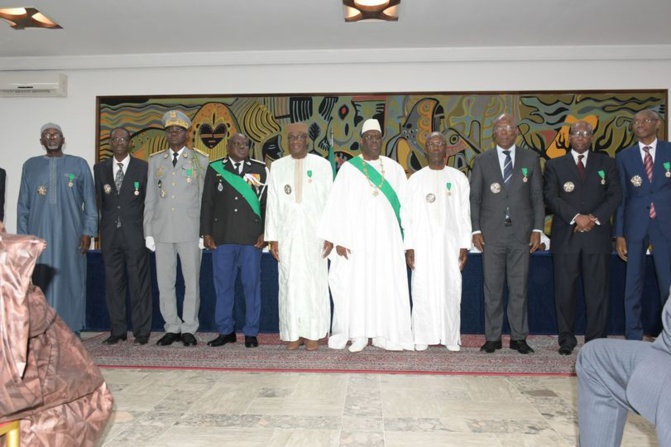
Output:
[643, 146, 656, 218]
[503, 150, 513, 188]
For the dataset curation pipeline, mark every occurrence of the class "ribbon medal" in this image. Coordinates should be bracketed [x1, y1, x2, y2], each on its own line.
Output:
[598, 170, 606, 185]
[134, 181, 140, 196]
[664, 162, 671, 178]
[68, 173, 75, 187]
[186, 168, 193, 183]
[521, 168, 528, 183]
[446, 182, 452, 197]
[158, 179, 166, 198]
[307, 170, 313, 183]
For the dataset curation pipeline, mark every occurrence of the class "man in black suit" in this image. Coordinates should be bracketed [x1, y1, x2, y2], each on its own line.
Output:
[544, 121, 622, 355]
[470, 114, 545, 354]
[200, 133, 268, 348]
[0, 167, 5, 222]
[94, 127, 152, 345]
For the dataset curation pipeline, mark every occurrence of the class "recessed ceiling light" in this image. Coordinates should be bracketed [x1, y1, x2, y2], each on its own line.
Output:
[343, 0, 400, 22]
[0, 7, 62, 30]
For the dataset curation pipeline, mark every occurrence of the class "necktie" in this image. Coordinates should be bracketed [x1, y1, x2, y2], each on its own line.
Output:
[115, 163, 124, 228]
[502, 151, 513, 225]
[115, 162, 124, 193]
[172, 151, 179, 167]
[503, 150, 513, 188]
[643, 146, 656, 218]
[577, 155, 586, 181]
[234, 162, 241, 174]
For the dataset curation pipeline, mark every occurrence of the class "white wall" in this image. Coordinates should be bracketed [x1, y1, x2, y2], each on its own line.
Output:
[2, 55, 670, 232]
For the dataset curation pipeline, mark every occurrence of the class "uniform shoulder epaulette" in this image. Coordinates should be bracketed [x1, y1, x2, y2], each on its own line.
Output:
[149, 150, 167, 157]
[249, 158, 266, 166]
[209, 157, 226, 166]
[192, 148, 209, 157]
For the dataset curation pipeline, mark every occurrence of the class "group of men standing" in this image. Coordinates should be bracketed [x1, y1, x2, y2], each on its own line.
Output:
[13, 109, 671, 361]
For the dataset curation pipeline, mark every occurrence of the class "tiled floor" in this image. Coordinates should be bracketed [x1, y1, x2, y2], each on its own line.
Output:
[97, 368, 659, 447]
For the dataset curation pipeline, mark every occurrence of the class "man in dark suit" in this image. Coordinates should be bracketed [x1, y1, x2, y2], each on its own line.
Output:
[200, 133, 268, 348]
[0, 167, 5, 222]
[94, 127, 152, 345]
[615, 109, 671, 340]
[470, 113, 544, 354]
[544, 121, 622, 355]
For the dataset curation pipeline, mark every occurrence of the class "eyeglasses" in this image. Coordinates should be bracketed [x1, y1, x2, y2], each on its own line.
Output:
[631, 118, 658, 126]
[287, 134, 308, 142]
[110, 137, 129, 143]
[493, 125, 516, 133]
[426, 141, 446, 148]
[363, 134, 382, 142]
[41, 132, 62, 139]
[569, 131, 593, 138]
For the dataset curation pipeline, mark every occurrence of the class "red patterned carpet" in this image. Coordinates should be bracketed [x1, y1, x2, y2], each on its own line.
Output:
[84, 333, 580, 376]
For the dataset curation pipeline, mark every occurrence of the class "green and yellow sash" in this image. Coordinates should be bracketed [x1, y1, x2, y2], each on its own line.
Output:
[210, 161, 261, 219]
[348, 156, 403, 238]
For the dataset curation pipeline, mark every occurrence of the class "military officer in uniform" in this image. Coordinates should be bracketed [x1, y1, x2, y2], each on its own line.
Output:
[144, 110, 208, 347]
[200, 133, 268, 348]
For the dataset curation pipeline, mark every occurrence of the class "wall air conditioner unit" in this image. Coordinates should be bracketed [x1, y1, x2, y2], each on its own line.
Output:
[0, 73, 67, 97]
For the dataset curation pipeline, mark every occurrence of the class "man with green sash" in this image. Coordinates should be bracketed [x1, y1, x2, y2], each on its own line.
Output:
[200, 133, 268, 348]
[319, 118, 414, 353]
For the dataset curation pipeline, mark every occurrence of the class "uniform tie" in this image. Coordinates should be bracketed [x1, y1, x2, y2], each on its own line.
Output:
[234, 162, 241, 174]
[115, 163, 124, 228]
[577, 155, 586, 182]
[172, 151, 179, 167]
[643, 146, 656, 218]
[503, 150, 512, 188]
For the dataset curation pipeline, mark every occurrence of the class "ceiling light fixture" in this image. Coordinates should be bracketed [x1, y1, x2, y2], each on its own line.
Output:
[343, 0, 400, 22]
[0, 7, 61, 30]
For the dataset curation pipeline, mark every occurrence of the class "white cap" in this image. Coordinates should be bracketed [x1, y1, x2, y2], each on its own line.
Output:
[361, 119, 381, 135]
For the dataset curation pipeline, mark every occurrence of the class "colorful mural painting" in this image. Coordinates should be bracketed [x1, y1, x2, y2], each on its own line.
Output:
[97, 91, 667, 176]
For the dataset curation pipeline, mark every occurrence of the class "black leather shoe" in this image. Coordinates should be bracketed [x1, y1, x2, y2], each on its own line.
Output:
[558, 345, 574, 355]
[245, 336, 259, 348]
[102, 334, 127, 345]
[480, 340, 502, 353]
[156, 332, 181, 346]
[510, 339, 535, 354]
[207, 332, 236, 347]
[182, 333, 198, 347]
[133, 336, 149, 345]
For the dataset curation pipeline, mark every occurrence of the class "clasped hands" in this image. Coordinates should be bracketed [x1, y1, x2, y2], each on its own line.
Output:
[574, 214, 597, 233]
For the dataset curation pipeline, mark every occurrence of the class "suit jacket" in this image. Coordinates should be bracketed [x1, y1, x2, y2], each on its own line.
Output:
[94, 157, 148, 250]
[0, 167, 5, 222]
[470, 146, 544, 245]
[544, 152, 621, 254]
[615, 140, 671, 241]
[143, 148, 208, 243]
[627, 292, 671, 429]
[200, 157, 268, 246]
